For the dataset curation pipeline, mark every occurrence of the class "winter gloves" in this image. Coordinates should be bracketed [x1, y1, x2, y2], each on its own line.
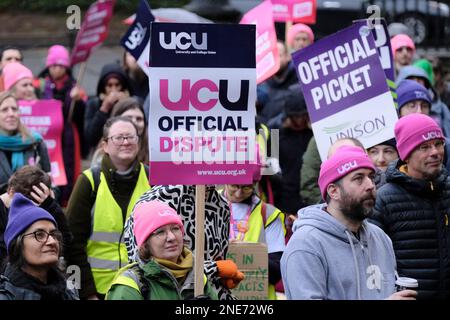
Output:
[216, 259, 245, 289]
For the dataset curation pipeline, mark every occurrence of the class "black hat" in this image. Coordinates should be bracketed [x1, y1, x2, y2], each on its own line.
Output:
[284, 88, 307, 117]
[369, 138, 397, 151]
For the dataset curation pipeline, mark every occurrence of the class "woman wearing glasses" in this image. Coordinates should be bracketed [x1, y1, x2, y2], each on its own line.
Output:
[65, 116, 150, 300]
[90, 97, 148, 167]
[106, 200, 216, 300]
[0, 193, 78, 300]
[0, 92, 51, 193]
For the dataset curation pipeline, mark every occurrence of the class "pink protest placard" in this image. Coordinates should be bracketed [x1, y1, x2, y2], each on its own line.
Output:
[19, 100, 67, 186]
[70, 0, 115, 66]
[272, 0, 317, 24]
[240, 0, 280, 84]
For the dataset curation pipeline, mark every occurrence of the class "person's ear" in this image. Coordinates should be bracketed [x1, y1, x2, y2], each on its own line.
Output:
[102, 139, 108, 153]
[327, 183, 340, 201]
[7, 187, 14, 196]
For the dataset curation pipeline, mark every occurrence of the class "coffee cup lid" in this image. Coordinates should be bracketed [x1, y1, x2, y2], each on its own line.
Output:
[395, 277, 418, 288]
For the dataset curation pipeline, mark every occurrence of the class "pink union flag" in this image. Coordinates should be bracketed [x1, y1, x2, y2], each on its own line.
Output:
[70, 0, 115, 66]
[272, 0, 317, 24]
[240, 0, 280, 84]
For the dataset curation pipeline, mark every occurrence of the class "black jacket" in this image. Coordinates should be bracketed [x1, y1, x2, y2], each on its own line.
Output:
[278, 127, 313, 214]
[84, 63, 133, 150]
[0, 265, 78, 300]
[371, 160, 450, 300]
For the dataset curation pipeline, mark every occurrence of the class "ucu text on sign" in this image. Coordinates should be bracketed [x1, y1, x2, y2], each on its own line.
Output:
[159, 79, 249, 112]
[159, 32, 207, 50]
[337, 161, 357, 174]
[124, 23, 147, 50]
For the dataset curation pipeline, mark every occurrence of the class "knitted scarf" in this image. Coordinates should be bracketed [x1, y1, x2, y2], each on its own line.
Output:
[0, 131, 43, 171]
[154, 247, 193, 284]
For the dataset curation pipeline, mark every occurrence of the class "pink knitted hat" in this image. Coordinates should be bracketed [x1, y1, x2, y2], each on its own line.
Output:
[2, 62, 33, 90]
[133, 200, 184, 247]
[46, 45, 70, 68]
[394, 113, 444, 161]
[391, 34, 415, 55]
[287, 23, 314, 47]
[319, 146, 375, 200]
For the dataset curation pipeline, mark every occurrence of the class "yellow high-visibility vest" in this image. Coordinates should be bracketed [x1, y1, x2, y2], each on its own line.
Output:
[84, 164, 150, 294]
[236, 200, 285, 300]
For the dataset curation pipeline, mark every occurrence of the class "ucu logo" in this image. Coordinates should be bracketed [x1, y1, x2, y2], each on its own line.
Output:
[337, 161, 357, 174]
[158, 209, 177, 217]
[422, 131, 442, 141]
[124, 22, 146, 50]
[414, 90, 428, 100]
[159, 31, 207, 50]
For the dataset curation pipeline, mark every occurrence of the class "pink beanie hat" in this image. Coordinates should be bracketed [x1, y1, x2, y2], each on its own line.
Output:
[395, 113, 444, 161]
[46, 45, 70, 68]
[391, 34, 415, 55]
[287, 23, 314, 47]
[133, 200, 184, 247]
[319, 146, 375, 200]
[3, 62, 33, 90]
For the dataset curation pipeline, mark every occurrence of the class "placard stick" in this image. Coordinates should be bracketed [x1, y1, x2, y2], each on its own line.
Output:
[194, 184, 206, 296]
[285, 20, 293, 48]
[67, 62, 87, 123]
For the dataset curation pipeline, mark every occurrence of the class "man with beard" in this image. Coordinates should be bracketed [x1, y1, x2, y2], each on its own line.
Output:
[371, 113, 450, 300]
[281, 146, 416, 300]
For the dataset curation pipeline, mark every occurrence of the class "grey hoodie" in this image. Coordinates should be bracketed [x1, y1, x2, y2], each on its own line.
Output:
[281, 204, 397, 300]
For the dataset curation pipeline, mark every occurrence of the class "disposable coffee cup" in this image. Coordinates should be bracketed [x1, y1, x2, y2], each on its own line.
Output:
[395, 277, 418, 291]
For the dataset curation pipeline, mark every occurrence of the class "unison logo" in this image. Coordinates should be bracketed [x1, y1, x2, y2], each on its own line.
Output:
[325, 115, 387, 145]
[159, 31, 207, 50]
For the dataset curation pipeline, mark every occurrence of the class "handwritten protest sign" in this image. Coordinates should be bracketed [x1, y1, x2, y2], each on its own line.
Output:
[226, 242, 268, 300]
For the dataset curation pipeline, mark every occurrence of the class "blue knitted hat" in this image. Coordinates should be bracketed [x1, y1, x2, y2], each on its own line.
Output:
[397, 79, 431, 112]
[4, 193, 57, 253]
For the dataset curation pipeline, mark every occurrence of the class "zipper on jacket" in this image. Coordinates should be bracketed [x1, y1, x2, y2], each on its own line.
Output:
[160, 267, 183, 299]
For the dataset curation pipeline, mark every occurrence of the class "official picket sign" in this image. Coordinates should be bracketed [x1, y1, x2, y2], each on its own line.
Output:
[18, 99, 67, 186]
[240, 0, 280, 84]
[149, 22, 257, 185]
[292, 21, 398, 161]
[121, 0, 154, 77]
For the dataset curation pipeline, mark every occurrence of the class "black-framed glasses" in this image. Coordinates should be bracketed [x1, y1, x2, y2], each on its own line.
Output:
[22, 229, 63, 243]
[106, 134, 139, 146]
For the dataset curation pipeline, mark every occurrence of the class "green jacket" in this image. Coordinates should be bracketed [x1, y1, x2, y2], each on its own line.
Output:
[106, 258, 218, 300]
[300, 137, 322, 206]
